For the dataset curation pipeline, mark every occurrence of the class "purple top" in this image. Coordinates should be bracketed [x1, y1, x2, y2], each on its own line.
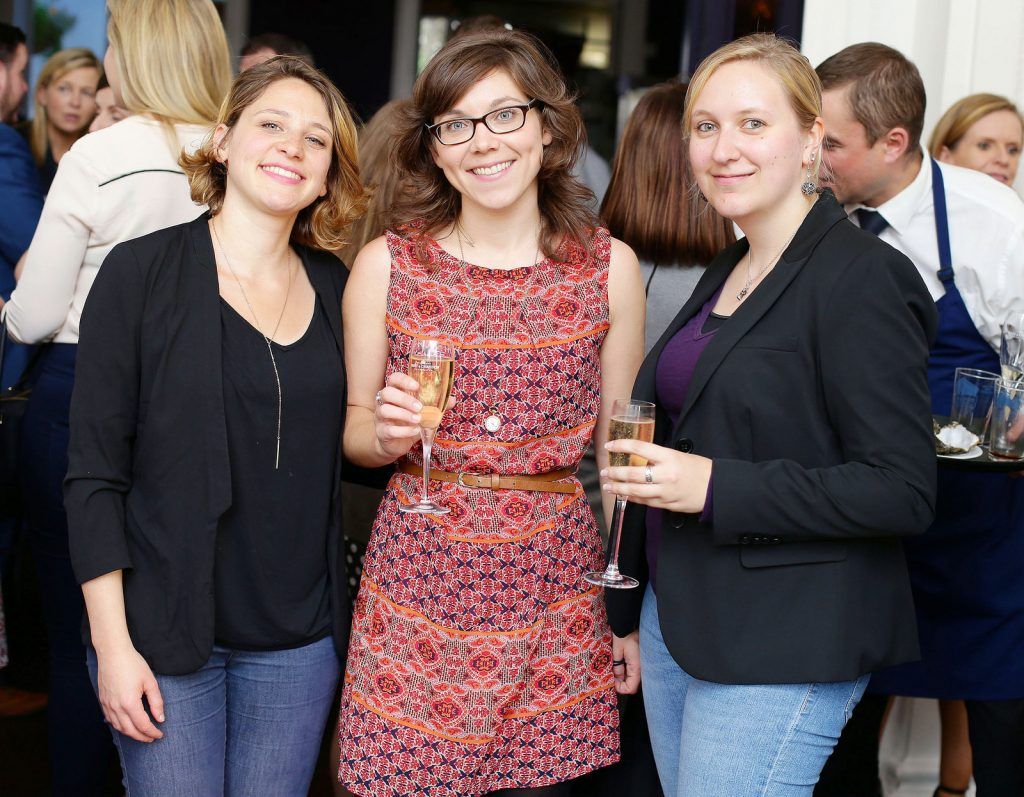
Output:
[646, 285, 724, 590]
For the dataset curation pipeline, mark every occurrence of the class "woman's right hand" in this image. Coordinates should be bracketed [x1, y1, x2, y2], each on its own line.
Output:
[374, 372, 424, 460]
[95, 643, 165, 742]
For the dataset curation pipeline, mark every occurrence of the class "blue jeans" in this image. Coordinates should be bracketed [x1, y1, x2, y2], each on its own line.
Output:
[639, 586, 868, 797]
[87, 636, 339, 796]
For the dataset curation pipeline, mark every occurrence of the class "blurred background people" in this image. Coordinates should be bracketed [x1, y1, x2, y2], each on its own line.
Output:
[239, 31, 314, 71]
[23, 47, 101, 193]
[930, 93, 1024, 189]
[1, 0, 231, 792]
[89, 75, 130, 133]
[817, 43, 1024, 797]
[0, 22, 41, 391]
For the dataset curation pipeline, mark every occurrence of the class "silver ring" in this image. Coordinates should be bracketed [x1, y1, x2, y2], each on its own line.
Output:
[644, 465, 654, 484]
[375, 390, 383, 406]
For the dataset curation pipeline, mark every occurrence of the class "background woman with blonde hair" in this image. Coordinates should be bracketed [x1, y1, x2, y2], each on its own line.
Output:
[1, 1, 230, 792]
[24, 47, 100, 192]
[931, 93, 1024, 187]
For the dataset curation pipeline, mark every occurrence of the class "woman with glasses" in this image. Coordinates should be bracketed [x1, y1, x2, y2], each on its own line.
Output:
[336, 28, 645, 797]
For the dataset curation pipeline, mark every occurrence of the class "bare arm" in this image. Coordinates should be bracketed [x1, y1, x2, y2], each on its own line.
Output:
[595, 237, 647, 527]
[82, 572, 164, 742]
[342, 236, 423, 467]
[598, 237, 646, 695]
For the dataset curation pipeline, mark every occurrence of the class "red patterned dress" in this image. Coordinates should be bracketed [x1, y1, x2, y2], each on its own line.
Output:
[337, 228, 620, 796]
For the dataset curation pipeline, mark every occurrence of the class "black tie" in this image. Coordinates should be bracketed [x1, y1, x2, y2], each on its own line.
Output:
[855, 208, 889, 236]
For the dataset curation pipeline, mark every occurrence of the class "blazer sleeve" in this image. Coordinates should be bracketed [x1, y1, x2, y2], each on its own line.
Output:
[710, 245, 937, 545]
[64, 241, 144, 584]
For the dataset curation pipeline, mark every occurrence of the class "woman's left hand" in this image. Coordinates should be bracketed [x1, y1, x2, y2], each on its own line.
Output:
[611, 631, 641, 694]
[602, 440, 713, 514]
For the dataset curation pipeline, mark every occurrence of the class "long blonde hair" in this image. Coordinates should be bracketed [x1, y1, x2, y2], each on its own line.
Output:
[106, 0, 230, 138]
[29, 48, 100, 166]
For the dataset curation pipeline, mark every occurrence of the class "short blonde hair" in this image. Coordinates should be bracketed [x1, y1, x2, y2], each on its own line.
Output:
[180, 57, 367, 252]
[684, 34, 824, 193]
[29, 47, 100, 166]
[930, 93, 1024, 158]
[106, 0, 230, 127]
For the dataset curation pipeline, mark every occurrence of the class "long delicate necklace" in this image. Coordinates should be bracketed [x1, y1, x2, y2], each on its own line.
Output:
[456, 222, 541, 434]
[211, 220, 295, 469]
[736, 227, 799, 302]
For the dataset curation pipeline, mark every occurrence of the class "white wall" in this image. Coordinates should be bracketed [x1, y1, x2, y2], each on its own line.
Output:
[802, 0, 1024, 153]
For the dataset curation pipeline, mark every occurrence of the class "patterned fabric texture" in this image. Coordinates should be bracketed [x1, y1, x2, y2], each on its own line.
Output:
[337, 229, 620, 796]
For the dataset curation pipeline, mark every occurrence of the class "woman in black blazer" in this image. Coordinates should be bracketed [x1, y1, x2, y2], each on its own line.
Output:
[602, 35, 937, 796]
[64, 58, 365, 795]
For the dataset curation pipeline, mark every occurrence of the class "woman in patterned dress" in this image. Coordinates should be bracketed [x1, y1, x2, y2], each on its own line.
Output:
[337, 29, 645, 797]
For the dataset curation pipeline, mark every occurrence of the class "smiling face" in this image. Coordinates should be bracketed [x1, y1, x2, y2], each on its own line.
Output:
[939, 109, 1023, 185]
[688, 60, 819, 226]
[430, 69, 551, 217]
[215, 77, 332, 220]
[40, 65, 99, 136]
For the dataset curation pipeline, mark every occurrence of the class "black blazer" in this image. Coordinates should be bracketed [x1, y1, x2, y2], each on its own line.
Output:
[65, 214, 350, 675]
[606, 192, 938, 685]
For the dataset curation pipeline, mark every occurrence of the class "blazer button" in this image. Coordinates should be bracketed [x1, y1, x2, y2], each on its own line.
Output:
[770, 536, 782, 544]
[739, 534, 751, 544]
[676, 437, 694, 453]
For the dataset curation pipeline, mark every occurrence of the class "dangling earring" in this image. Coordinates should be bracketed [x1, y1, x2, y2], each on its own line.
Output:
[801, 152, 817, 196]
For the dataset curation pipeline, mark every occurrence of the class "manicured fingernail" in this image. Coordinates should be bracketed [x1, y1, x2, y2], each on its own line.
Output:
[602, 484, 611, 492]
[604, 442, 611, 449]
[599, 469, 608, 478]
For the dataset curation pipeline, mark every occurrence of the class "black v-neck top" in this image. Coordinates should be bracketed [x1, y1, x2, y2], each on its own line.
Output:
[214, 293, 343, 650]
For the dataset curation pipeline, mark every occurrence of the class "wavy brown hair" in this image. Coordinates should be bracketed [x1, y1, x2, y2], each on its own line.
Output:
[391, 28, 595, 262]
[602, 81, 734, 266]
[181, 56, 366, 252]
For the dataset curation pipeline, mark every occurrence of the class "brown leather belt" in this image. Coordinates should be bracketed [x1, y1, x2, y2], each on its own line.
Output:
[397, 461, 578, 494]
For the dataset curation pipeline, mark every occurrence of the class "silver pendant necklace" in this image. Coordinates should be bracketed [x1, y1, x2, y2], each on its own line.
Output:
[456, 223, 541, 434]
[736, 227, 799, 302]
[211, 220, 295, 469]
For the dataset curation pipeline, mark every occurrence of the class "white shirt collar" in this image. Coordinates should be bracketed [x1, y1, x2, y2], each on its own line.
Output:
[850, 150, 932, 237]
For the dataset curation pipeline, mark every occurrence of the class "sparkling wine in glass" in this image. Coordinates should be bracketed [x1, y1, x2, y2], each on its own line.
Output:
[400, 339, 455, 515]
[585, 399, 656, 589]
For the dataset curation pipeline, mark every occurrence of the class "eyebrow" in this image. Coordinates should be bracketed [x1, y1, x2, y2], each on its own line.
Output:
[255, 107, 331, 135]
[438, 96, 527, 119]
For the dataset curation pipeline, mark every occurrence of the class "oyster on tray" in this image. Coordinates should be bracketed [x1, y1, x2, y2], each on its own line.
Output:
[933, 419, 981, 455]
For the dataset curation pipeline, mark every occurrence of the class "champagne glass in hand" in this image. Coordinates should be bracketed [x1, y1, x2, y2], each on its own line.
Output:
[1001, 312, 1024, 383]
[585, 399, 655, 589]
[400, 339, 455, 515]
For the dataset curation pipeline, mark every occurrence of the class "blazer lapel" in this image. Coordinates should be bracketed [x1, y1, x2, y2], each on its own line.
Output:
[303, 250, 344, 352]
[632, 247, 742, 405]
[673, 192, 849, 431]
[187, 215, 232, 517]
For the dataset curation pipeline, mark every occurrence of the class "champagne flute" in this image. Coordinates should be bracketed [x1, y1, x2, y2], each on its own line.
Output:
[1001, 312, 1024, 384]
[399, 339, 455, 515]
[585, 399, 656, 589]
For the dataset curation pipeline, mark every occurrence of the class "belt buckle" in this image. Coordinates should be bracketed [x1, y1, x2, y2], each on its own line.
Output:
[457, 471, 485, 490]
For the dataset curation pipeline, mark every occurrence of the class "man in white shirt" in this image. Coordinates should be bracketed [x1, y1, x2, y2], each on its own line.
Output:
[814, 42, 1024, 797]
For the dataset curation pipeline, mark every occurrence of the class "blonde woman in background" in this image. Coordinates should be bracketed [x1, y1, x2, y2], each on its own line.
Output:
[24, 47, 100, 192]
[1, 1, 229, 793]
[931, 93, 1024, 188]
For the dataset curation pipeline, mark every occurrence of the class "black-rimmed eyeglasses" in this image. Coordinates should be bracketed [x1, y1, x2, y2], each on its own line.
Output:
[426, 99, 544, 146]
